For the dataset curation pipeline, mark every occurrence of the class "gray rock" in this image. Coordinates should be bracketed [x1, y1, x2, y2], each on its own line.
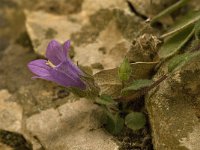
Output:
[146, 56, 200, 150]
[25, 4, 128, 56]
[0, 89, 23, 133]
[81, 0, 129, 19]
[128, 0, 177, 17]
[26, 99, 119, 150]
[128, 0, 176, 25]
[25, 10, 82, 56]
[0, 89, 32, 150]
[0, 0, 25, 57]
[21, 0, 84, 15]
[25, 3, 143, 72]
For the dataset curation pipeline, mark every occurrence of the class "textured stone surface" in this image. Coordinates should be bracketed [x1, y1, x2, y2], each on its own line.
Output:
[26, 8, 143, 73]
[25, 0, 130, 57]
[21, 0, 84, 15]
[128, 0, 177, 25]
[26, 99, 119, 150]
[81, 0, 129, 20]
[0, 89, 31, 150]
[0, 0, 25, 59]
[25, 10, 81, 56]
[0, 89, 23, 133]
[146, 56, 200, 150]
[128, 0, 177, 17]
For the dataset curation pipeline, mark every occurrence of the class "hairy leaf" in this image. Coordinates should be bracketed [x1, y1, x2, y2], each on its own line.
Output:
[168, 53, 190, 72]
[105, 112, 124, 135]
[118, 58, 132, 81]
[159, 25, 194, 58]
[130, 62, 158, 79]
[168, 51, 200, 72]
[95, 94, 115, 105]
[194, 20, 200, 39]
[94, 68, 122, 98]
[125, 112, 146, 131]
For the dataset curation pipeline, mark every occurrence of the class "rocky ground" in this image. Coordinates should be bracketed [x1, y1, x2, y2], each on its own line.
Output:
[0, 0, 200, 150]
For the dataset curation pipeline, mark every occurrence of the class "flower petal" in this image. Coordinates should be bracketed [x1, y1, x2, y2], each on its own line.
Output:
[28, 59, 58, 82]
[63, 40, 71, 57]
[28, 40, 86, 89]
[57, 60, 83, 78]
[49, 68, 86, 89]
[28, 59, 51, 77]
[62, 40, 83, 75]
[46, 40, 66, 65]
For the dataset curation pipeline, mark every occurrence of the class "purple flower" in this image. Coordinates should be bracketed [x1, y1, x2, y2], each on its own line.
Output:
[28, 40, 86, 90]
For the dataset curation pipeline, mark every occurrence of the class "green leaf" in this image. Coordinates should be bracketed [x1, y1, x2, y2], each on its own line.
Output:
[94, 68, 122, 98]
[168, 53, 190, 72]
[95, 94, 115, 105]
[159, 25, 194, 58]
[122, 79, 153, 92]
[194, 19, 200, 39]
[161, 11, 200, 38]
[94, 62, 157, 98]
[125, 112, 146, 131]
[151, 0, 189, 25]
[118, 58, 132, 81]
[105, 112, 124, 135]
[168, 51, 200, 72]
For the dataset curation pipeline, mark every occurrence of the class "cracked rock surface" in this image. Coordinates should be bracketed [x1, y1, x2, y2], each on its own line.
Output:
[26, 99, 118, 150]
[146, 56, 200, 150]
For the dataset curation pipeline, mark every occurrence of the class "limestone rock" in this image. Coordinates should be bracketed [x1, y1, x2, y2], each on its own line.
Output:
[25, 10, 81, 56]
[21, 0, 84, 15]
[81, 0, 129, 20]
[146, 56, 200, 150]
[0, 89, 32, 150]
[25, 0, 130, 57]
[0, 89, 23, 133]
[25, 0, 144, 73]
[128, 0, 176, 25]
[73, 20, 131, 72]
[0, 0, 25, 57]
[128, 0, 177, 18]
[26, 99, 119, 150]
[26, 7, 143, 73]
